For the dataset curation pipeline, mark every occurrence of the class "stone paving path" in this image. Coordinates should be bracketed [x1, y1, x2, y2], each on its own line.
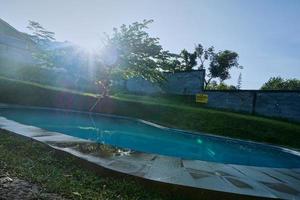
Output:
[0, 168, 66, 200]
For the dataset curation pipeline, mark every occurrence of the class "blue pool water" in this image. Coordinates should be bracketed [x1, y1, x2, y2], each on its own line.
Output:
[1, 106, 300, 168]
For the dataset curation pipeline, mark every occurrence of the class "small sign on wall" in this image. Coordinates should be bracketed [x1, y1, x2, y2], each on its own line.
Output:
[196, 94, 208, 103]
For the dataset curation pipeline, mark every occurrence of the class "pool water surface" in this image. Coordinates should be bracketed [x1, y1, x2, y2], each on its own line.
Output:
[1, 106, 300, 168]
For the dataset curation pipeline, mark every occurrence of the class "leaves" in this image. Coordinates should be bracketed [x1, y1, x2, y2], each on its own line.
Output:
[208, 50, 242, 83]
[27, 20, 55, 44]
[195, 44, 214, 70]
[206, 80, 237, 90]
[27, 20, 58, 69]
[179, 49, 197, 71]
[261, 76, 300, 90]
[172, 43, 242, 88]
[96, 19, 170, 95]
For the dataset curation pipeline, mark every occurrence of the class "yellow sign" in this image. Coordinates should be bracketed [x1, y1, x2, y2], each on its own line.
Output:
[196, 94, 208, 103]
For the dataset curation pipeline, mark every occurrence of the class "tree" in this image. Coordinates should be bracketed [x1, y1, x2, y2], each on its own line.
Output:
[237, 72, 242, 90]
[27, 20, 55, 44]
[96, 19, 170, 96]
[195, 44, 214, 70]
[168, 44, 242, 89]
[261, 76, 300, 90]
[164, 57, 182, 72]
[205, 50, 242, 89]
[27, 20, 57, 69]
[179, 49, 197, 71]
[154, 52, 181, 72]
[206, 80, 237, 90]
[284, 79, 300, 90]
[205, 80, 218, 90]
[161, 50, 198, 72]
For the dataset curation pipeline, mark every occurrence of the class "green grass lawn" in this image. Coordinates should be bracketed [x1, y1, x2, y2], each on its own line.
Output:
[0, 76, 300, 149]
[0, 129, 167, 200]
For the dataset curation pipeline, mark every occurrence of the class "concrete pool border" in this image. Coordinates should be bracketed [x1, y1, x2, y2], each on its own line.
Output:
[0, 105, 300, 199]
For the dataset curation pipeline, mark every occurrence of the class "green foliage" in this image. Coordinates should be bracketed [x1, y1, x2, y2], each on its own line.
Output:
[27, 20, 57, 69]
[195, 44, 214, 70]
[172, 44, 242, 89]
[6, 19, 244, 94]
[161, 57, 181, 72]
[207, 50, 242, 85]
[27, 20, 55, 43]
[179, 49, 197, 71]
[261, 76, 300, 90]
[205, 80, 237, 90]
[97, 20, 170, 95]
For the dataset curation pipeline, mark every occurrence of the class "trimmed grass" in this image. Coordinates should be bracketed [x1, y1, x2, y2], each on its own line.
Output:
[0, 75, 97, 97]
[112, 93, 197, 107]
[0, 129, 166, 200]
[0, 76, 300, 149]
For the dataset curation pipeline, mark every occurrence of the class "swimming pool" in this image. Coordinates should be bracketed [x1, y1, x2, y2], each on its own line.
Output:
[1, 106, 300, 168]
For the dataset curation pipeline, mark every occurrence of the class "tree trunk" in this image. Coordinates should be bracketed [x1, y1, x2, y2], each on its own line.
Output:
[204, 77, 213, 90]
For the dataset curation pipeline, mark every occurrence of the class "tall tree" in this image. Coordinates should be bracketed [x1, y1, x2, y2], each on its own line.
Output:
[195, 44, 214, 70]
[179, 49, 197, 71]
[205, 50, 242, 89]
[168, 44, 243, 90]
[237, 72, 242, 90]
[27, 20, 56, 69]
[27, 20, 55, 44]
[96, 19, 170, 96]
[176, 44, 243, 89]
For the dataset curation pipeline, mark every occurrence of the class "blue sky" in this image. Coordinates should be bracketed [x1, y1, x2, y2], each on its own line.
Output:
[1, 0, 299, 89]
